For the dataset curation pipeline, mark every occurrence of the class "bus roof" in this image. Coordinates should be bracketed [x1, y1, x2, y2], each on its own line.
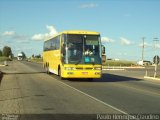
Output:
[45, 30, 100, 41]
[61, 30, 100, 35]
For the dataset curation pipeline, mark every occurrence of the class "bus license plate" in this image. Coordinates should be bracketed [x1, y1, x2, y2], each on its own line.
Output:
[82, 72, 88, 75]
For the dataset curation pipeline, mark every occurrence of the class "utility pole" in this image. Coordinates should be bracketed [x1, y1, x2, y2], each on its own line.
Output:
[153, 38, 159, 78]
[142, 37, 145, 64]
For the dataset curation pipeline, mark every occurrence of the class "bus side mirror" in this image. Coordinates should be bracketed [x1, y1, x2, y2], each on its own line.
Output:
[102, 45, 105, 54]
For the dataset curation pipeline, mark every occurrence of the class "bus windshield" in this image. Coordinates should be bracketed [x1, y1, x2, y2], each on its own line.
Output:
[62, 34, 101, 64]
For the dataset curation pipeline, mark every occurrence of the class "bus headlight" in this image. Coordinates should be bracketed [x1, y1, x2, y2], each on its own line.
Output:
[65, 67, 75, 70]
[94, 67, 101, 70]
[67, 72, 74, 75]
[95, 72, 101, 75]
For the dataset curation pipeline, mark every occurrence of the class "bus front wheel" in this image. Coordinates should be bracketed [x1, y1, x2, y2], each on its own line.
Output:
[58, 68, 64, 80]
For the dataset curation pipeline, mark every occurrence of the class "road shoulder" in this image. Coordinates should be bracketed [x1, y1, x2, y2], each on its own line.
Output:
[144, 76, 160, 81]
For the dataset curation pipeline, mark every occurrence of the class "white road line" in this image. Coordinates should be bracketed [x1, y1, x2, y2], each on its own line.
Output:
[144, 76, 160, 81]
[56, 79, 138, 119]
[45, 73, 138, 119]
[56, 79, 128, 114]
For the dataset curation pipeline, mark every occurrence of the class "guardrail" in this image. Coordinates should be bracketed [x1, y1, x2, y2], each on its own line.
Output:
[102, 66, 145, 70]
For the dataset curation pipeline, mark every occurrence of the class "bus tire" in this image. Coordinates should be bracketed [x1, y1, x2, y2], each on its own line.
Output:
[58, 68, 64, 80]
[45, 63, 49, 74]
[88, 78, 93, 81]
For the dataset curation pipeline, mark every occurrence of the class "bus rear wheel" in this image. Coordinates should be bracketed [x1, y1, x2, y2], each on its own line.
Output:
[45, 63, 49, 74]
[88, 78, 93, 81]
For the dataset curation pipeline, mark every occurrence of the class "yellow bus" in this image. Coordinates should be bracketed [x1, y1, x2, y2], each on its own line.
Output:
[43, 30, 103, 80]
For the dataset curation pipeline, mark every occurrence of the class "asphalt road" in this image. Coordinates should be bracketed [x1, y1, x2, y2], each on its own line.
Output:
[0, 60, 160, 120]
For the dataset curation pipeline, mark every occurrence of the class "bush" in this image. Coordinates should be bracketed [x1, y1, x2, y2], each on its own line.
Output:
[0, 56, 12, 62]
[105, 60, 136, 66]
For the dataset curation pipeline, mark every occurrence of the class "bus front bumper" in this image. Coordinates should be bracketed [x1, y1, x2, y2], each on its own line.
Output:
[62, 70, 102, 78]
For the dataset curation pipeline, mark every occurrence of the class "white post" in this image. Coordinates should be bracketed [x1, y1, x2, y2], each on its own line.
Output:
[145, 70, 148, 77]
[4, 61, 8, 66]
[154, 64, 157, 78]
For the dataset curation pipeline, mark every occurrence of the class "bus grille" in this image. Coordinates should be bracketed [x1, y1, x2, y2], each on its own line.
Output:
[76, 67, 93, 70]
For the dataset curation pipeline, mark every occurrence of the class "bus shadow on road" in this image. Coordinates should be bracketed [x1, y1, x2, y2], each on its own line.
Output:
[93, 73, 143, 82]
[68, 73, 142, 82]
[67, 72, 143, 82]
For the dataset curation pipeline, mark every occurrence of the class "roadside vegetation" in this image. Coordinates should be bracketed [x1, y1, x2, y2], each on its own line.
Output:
[0, 46, 13, 62]
[28, 58, 42, 63]
[0, 56, 12, 62]
[27, 54, 42, 63]
[104, 60, 137, 66]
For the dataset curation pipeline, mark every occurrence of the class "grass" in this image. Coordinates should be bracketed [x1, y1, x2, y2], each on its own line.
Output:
[0, 56, 12, 62]
[104, 60, 137, 66]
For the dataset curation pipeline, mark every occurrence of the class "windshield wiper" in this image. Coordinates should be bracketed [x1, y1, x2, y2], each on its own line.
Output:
[91, 61, 95, 65]
[75, 59, 81, 65]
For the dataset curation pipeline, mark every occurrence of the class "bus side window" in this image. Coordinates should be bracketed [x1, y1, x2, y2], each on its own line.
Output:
[62, 44, 66, 55]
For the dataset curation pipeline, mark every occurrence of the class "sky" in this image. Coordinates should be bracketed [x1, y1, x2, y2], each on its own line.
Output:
[0, 0, 160, 61]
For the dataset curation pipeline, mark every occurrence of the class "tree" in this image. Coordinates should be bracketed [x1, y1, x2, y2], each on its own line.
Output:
[35, 54, 41, 58]
[0, 50, 2, 56]
[3, 46, 12, 57]
[21, 52, 26, 58]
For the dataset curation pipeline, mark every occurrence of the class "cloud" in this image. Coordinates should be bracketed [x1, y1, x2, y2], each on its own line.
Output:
[31, 34, 46, 41]
[46, 25, 57, 36]
[31, 25, 58, 40]
[155, 44, 160, 48]
[2, 31, 16, 36]
[79, 3, 98, 8]
[101, 37, 114, 43]
[138, 42, 152, 47]
[1, 30, 29, 42]
[120, 37, 134, 45]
